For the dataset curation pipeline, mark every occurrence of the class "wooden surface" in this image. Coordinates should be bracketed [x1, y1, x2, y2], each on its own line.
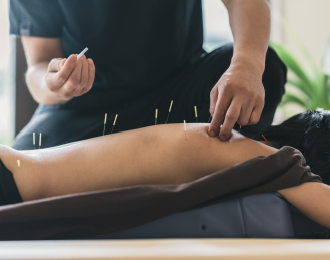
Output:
[0, 239, 330, 259]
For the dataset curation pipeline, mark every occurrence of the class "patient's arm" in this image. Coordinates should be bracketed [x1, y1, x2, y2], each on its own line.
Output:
[0, 123, 276, 201]
[278, 183, 330, 230]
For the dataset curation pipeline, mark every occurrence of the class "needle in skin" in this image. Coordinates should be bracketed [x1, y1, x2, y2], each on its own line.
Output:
[103, 113, 107, 136]
[165, 100, 173, 124]
[33, 132, 35, 150]
[207, 115, 212, 123]
[111, 114, 118, 134]
[155, 109, 158, 125]
[194, 106, 198, 123]
[262, 134, 269, 143]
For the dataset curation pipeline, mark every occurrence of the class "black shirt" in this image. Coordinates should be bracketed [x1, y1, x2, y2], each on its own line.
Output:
[10, 0, 205, 108]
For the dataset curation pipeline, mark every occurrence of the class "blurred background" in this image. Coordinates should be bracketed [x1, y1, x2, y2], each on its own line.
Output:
[0, 0, 329, 145]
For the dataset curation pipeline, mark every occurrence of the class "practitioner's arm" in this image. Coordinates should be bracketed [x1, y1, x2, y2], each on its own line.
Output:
[209, 0, 270, 140]
[0, 123, 276, 202]
[278, 183, 330, 229]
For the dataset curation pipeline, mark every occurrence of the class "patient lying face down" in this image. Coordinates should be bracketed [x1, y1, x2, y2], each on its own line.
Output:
[0, 122, 277, 201]
[0, 109, 330, 229]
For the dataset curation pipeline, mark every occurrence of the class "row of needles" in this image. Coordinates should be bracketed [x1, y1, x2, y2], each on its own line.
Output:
[20, 104, 268, 169]
[32, 132, 42, 149]
[103, 113, 118, 136]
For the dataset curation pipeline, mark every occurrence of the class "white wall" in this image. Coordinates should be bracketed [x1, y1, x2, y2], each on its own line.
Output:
[271, 0, 330, 68]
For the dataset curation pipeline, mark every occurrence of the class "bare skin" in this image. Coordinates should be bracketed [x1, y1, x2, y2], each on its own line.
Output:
[0, 123, 329, 229]
[209, 0, 270, 140]
[22, 37, 95, 106]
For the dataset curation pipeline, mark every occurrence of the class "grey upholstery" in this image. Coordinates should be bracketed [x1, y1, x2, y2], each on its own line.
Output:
[93, 192, 294, 239]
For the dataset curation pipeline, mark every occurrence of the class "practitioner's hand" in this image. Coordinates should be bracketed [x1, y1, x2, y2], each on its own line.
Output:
[45, 54, 95, 103]
[208, 60, 265, 141]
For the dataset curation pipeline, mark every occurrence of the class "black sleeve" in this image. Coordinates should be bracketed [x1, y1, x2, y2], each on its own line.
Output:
[9, 0, 65, 37]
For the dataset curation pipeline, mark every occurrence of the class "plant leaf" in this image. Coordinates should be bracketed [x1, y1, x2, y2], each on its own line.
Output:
[280, 93, 308, 109]
[271, 42, 316, 93]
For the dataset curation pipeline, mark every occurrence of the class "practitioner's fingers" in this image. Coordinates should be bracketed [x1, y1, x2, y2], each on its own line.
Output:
[219, 98, 242, 141]
[237, 99, 254, 126]
[209, 85, 218, 116]
[58, 57, 83, 98]
[208, 87, 233, 137]
[81, 59, 95, 94]
[248, 98, 264, 125]
[72, 55, 89, 96]
[57, 54, 77, 76]
[46, 55, 77, 92]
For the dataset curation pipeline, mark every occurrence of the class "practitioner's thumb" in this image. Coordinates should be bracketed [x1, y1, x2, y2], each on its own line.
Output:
[59, 58, 67, 70]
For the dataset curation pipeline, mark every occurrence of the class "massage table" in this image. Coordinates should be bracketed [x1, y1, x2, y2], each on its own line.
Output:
[91, 192, 328, 239]
[1, 193, 330, 259]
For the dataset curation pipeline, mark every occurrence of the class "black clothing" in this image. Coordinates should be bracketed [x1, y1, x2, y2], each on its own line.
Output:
[290, 206, 330, 239]
[12, 44, 287, 149]
[10, 0, 204, 107]
[0, 160, 22, 206]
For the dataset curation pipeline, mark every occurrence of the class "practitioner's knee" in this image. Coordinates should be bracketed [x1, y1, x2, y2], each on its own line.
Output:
[211, 43, 234, 65]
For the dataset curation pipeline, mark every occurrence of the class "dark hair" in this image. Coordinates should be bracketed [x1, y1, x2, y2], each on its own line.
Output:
[254, 109, 330, 185]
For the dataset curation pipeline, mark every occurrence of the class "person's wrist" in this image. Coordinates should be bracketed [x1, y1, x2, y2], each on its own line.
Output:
[231, 53, 265, 75]
[52, 90, 72, 105]
[42, 83, 72, 105]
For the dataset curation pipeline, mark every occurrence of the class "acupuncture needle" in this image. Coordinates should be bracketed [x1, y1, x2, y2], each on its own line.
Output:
[77, 47, 88, 60]
[165, 100, 173, 124]
[262, 134, 269, 143]
[194, 106, 198, 123]
[33, 132, 35, 150]
[103, 113, 107, 136]
[111, 114, 118, 134]
[155, 109, 158, 125]
[39, 133, 42, 149]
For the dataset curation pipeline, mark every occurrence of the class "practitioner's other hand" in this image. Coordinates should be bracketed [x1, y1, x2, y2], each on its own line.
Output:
[45, 55, 95, 103]
[208, 60, 265, 141]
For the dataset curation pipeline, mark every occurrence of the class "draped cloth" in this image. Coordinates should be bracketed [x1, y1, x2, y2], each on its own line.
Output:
[0, 146, 321, 240]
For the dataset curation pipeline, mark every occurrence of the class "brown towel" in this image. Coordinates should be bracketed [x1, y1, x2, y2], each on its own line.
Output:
[0, 146, 321, 240]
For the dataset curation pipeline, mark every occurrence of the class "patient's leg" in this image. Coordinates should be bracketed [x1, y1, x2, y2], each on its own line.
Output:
[0, 123, 276, 202]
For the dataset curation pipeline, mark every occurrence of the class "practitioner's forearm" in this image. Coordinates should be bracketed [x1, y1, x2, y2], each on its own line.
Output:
[222, 0, 270, 71]
[22, 36, 70, 106]
[26, 62, 68, 106]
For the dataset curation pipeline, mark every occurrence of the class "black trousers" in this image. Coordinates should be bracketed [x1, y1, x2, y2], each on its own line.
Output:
[13, 44, 287, 150]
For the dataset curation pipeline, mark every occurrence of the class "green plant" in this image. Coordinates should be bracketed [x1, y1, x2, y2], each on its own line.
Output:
[270, 41, 330, 115]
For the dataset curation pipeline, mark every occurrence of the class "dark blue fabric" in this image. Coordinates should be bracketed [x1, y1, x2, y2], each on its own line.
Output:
[90, 193, 295, 239]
